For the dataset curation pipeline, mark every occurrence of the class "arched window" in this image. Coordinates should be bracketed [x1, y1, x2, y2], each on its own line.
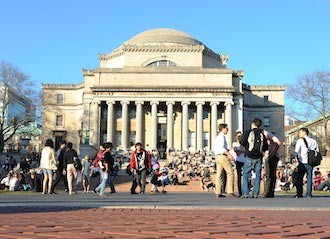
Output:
[146, 60, 178, 67]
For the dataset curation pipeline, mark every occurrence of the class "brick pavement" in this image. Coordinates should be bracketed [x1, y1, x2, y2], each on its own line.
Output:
[1, 207, 330, 239]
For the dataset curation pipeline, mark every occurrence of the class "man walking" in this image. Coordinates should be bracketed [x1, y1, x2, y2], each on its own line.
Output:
[213, 123, 237, 198]
[295, 127, 319, 198]
[51, 141, 68, 194]
[263, 130, 281, 198]
[241, 118, 268, 198]
[130, 142, 151, 194]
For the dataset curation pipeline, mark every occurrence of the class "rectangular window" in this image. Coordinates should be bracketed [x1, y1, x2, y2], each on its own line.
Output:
[56, 115, 63, 127]
[264, 95, 269, 104]
[57, 94, 64, 104]
[263, 117, 270, 127]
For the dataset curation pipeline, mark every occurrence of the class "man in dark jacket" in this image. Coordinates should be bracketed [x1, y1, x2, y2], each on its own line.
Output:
[241, 118, 268, 198]
[130, 142, 151, 194]
[51, 141, 68, 194]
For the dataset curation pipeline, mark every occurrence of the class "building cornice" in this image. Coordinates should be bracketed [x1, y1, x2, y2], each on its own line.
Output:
[93, 67, 233, 74]
[42, 83, 85, 90]
[90, 86, 236, 93]
[243, 83, 286, 91]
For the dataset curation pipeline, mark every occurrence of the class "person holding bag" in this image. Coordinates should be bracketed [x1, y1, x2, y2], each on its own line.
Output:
[40, 139, 57, 194]
[294, 127, 320, 198]
[63, 142, 79, 195]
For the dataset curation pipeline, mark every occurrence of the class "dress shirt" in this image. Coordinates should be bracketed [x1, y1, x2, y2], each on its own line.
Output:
[213, 132, 229, 155]
[295, 136, 319, 164]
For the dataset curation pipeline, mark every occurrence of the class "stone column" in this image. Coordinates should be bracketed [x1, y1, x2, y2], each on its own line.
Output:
[120, 101, 130, 149]
[90, 100, 100, 146]
[225, 101, 234, 147]
[150, 101, 159, 150]
[196, 101, 205, 151]
[106, 101, 115, 143]
[135, 101, 144, 144]
[237, 96, 243, 132]
[181, 101, 190, 151]
[166, 101, 175, 150]
[210, 101, 219, 151]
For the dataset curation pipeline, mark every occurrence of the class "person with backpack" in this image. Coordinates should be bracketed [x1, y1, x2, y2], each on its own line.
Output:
[130, 142, 151, 195]
[241, 118, 268, 198]
[294, 127, 319, 198]
[263, 130, 281, 198]
[51, 141, 68, 194]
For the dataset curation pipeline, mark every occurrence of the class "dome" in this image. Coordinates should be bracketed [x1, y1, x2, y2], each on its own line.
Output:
[124, 28, 203, 46]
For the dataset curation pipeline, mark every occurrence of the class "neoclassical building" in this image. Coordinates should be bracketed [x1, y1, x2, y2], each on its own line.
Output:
[42, 28, 285, 156]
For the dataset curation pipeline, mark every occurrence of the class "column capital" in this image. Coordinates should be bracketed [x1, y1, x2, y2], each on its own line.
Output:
[92, 100, 101, 105]
[135, 101, 144, 106]
[181, 101, 191, 106]
[225, 101, 234, 106]
[106, 100, 116, 105]
[166, 101, 175, 106]
[120, 101, 130, 106]
[150, 101, 159, 106]
[210, 101, 220, 106]
[196, 101, 205, 106]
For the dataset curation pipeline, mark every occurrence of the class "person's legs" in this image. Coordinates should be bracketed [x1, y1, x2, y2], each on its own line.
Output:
[140, 169, 147, 193]
[215, 155, 224, 196]
[97, 170, 107, 195]
[304, 164, 313, 197]
[107, 174, 116, 193]
[223, 157, 234, 194]
[242, 157, 253, 196]
[236, 161, 244, 196]
[67, 164, 75, 194]
[252, 158, 262, 197]
[51, 169, 62, 192]
[263, 157, 271, 196]
[131, 174, 138, 193]
[42, 171, 48, 194]
[48, 171, 53, 194]
[269, 156, 279, 196]
[296, 163, 305, 197]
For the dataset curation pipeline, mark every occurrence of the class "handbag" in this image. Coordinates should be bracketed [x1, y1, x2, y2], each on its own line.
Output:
[302, 138, 322, 167]
[73, 157, 82, 170]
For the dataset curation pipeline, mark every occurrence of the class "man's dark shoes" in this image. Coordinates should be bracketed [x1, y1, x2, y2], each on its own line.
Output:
[216, 194, 226, 198]
[293, 195, 303, 198]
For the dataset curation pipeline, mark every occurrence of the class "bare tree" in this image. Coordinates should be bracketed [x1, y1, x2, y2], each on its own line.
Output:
[286, 70, 330, 150]
[0, 60, 39, 152]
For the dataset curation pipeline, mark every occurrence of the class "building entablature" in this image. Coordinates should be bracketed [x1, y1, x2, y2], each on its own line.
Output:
[42, 83, 85, 90]
[243, 84, 286, 91]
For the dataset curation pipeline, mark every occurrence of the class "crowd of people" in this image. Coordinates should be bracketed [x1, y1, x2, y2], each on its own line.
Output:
[0, 118, 327, 198]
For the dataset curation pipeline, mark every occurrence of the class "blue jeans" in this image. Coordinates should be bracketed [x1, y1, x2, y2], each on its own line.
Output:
[95, 170, 107, 195]
[296, 163, 313, 197]
[242, 156, 262, 197]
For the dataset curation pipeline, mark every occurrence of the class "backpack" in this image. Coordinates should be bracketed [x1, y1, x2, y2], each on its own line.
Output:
[247, 129, 267, 157]
[302, 138, 322, 167]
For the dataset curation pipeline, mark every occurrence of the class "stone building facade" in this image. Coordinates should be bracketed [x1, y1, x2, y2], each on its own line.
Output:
[42, 28, 285, 156]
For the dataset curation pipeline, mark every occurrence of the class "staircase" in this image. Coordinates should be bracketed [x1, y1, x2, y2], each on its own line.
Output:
[319, 156, 330, 175]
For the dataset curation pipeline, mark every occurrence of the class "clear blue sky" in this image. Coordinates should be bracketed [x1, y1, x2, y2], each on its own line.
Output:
[1, 0, 329, 93]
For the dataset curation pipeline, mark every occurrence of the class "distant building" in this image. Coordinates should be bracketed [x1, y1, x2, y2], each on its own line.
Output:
[42, 28, 285, 156]
[0, 83, 35, 152]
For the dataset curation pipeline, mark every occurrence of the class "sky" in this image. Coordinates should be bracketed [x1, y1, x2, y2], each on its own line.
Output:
[1, 0, 330, 105]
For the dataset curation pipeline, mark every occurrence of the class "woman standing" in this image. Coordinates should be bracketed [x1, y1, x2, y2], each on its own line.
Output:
[231, 131, 246, 197]
[63, 142, 78, 195]
[40, 139, 57, 194]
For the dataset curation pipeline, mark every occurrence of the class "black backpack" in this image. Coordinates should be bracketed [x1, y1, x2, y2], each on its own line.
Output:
[247, 129, 268, 157]
[302, 138, 322, 167]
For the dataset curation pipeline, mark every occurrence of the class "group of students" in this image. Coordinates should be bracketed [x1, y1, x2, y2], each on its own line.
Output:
[213, 117, 320, 198]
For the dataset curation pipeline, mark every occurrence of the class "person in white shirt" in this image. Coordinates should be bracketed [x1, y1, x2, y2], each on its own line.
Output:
[230, 131, 246, 197]
[294, 127, 319, 198]
[213, 123, 237, 198]
[263, 130, 281, 198]
[1, 172, 12, 190]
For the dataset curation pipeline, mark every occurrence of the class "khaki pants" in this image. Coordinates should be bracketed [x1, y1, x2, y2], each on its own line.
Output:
[67, 164, 77, 194]
[215, 155, 234, 195]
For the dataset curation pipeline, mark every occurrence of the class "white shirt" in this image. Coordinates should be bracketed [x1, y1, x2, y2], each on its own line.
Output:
[1, 177, 10, 186]
[263, 130, 281, 158]
[295, 136, 319, 164]
[213, 132, 229, 155]
[231, 142, 246, 163]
